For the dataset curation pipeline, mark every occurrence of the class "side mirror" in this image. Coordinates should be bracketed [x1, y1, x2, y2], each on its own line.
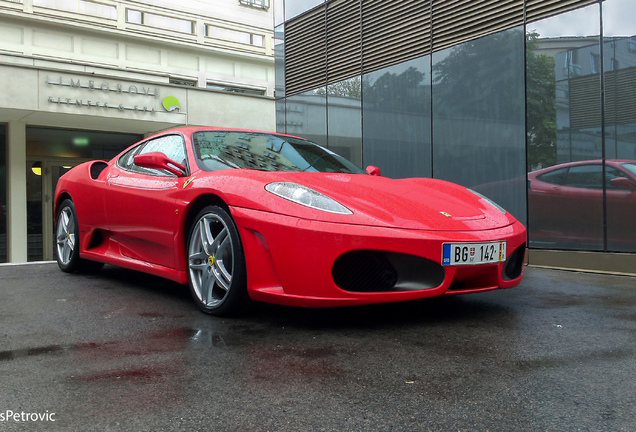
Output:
[366, 165, 381, 176]
[609, 176, 636, 190]
[134, 152, 187, 176]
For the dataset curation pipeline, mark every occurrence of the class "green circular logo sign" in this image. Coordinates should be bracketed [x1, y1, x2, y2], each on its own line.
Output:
[162, 95, 181, 112]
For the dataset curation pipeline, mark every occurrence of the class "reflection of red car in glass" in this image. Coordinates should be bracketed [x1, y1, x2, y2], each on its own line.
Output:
[528, 159, 636, 250]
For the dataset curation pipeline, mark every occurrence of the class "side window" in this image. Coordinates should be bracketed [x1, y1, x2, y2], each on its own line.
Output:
[117, 144, 143, 170]
[537, 167, 568, 185]
[606, 166, 629, 190]
[118, 135, 187, 176]
[564, 164, 603, 189]
[140, 135, 186, 165]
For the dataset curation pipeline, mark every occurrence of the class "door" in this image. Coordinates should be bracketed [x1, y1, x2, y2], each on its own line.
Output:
[27, 158, 87, 261]
[103, 134, 187, 270]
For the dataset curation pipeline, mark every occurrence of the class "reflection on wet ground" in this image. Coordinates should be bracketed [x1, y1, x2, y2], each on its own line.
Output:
[0, 263, 634, 431]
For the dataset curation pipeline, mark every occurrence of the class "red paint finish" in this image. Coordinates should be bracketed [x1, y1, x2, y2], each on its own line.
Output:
[55, 126, 527, 308]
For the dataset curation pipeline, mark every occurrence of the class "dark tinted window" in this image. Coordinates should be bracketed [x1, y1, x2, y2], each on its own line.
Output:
[537, 167, 568, 185]
[565, 164, 602, 188]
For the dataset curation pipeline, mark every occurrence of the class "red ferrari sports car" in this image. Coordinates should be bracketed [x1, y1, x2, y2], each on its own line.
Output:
[54, 126, 526, 316]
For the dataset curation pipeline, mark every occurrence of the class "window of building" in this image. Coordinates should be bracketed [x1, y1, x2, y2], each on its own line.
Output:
[206, 25, 264, 47]
[34, 0, 116, 20]
[362, 57, 432, 179]
[169, 77, 197, 87]
[126, 8, 194, 34]
[283, 87, 327, 148]
[239, 0, 270, 10]
[327, 77, 362, 167]
[284, 0, 323, 21]
[604, 0, 636, 252]
[527, 3, 604, 251]
[432, 26, 526, 224]
[274, 24, 285, 98]
[206, 83, 266, 96]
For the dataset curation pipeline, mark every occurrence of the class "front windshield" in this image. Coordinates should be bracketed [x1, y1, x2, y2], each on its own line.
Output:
[192, 131, 365, 174]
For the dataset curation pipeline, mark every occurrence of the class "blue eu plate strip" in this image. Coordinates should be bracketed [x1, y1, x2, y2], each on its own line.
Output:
[442, 243, 451, 265]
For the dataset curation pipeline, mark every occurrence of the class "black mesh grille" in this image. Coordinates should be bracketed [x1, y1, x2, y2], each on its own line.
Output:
[332, 250, 445, 293]
[332, 250, 399, 292]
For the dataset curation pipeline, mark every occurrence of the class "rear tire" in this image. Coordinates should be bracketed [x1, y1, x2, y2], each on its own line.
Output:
[55, 199, 104, 274]
[187, 205, 248, 316]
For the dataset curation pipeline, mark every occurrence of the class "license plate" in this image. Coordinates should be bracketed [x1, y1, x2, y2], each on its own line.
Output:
[442, 241, 506, 266]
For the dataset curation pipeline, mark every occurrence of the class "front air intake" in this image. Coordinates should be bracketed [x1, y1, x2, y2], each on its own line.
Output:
[332, 250, 445, 293]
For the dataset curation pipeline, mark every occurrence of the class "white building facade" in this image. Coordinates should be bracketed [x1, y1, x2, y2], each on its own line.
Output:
[0, 0, 275, 262]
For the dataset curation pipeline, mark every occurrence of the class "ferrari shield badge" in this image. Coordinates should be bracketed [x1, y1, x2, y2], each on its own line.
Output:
[183, 176, 195, 189]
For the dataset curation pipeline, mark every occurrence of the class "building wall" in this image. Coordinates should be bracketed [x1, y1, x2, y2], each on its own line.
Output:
[0, 0, 276, 263]
[275, 0, 636, 274]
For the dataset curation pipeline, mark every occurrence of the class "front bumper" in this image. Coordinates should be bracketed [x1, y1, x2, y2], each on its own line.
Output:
[231, 206, 527, 307]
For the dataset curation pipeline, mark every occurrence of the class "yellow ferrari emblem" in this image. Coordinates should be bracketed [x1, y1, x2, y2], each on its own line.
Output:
[208, 255, 215, 265]
[183, 176, 195, 189]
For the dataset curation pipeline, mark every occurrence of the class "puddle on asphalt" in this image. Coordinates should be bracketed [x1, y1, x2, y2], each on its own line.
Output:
[0, 342, 102, 361]
[0, 327, 231, 362]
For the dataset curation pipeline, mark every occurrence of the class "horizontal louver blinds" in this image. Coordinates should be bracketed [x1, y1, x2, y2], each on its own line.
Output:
[569, 74, 601, 129]
[327, 0, 361, 83]
[526, 0, 597, 22]
[284, 0, 604, 96]
[285, 5, 327, 95]
[361, 0, 431, 74]
[431, 0, 524, 51]
[571, 66, 636, 129]
[606, 67, 636, 126]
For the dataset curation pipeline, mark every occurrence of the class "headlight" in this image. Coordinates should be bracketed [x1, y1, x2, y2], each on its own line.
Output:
[265, 181, 353, 214]
[468, 189, 507, 214]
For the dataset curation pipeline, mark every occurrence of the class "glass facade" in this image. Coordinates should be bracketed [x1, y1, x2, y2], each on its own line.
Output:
[284, 0, 323, 21]
[327, 77, 362, 166]
[285, 88, 327, 147]
[527, 0, 636, 252]
[604, 0, 636, 252]
[433, 27, 526, 222]
[276, 0, 636, 257]
[362, 57, 432, 179]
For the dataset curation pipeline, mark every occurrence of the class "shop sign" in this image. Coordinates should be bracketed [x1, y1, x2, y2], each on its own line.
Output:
[46, 76, 181, 114]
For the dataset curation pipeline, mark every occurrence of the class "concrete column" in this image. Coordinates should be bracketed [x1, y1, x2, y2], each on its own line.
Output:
[7, 121, 27, 263]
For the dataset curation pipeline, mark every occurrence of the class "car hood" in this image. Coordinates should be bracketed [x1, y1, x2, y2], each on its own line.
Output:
[196, 170, 518, 231]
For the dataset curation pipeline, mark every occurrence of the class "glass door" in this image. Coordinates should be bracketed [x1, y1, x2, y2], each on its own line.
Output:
[27, 158, 86, 261]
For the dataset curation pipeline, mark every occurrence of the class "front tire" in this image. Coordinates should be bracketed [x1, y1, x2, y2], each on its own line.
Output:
[187, 205, 247, 316]
[55, 199, 103, 273]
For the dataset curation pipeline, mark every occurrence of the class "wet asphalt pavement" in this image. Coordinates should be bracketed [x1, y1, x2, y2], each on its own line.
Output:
[0, 262, 635, 432]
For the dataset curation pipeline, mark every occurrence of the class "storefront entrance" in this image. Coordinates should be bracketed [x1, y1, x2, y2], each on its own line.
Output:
[26, 158, 85, 261]
[26, 127, 142, 261]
